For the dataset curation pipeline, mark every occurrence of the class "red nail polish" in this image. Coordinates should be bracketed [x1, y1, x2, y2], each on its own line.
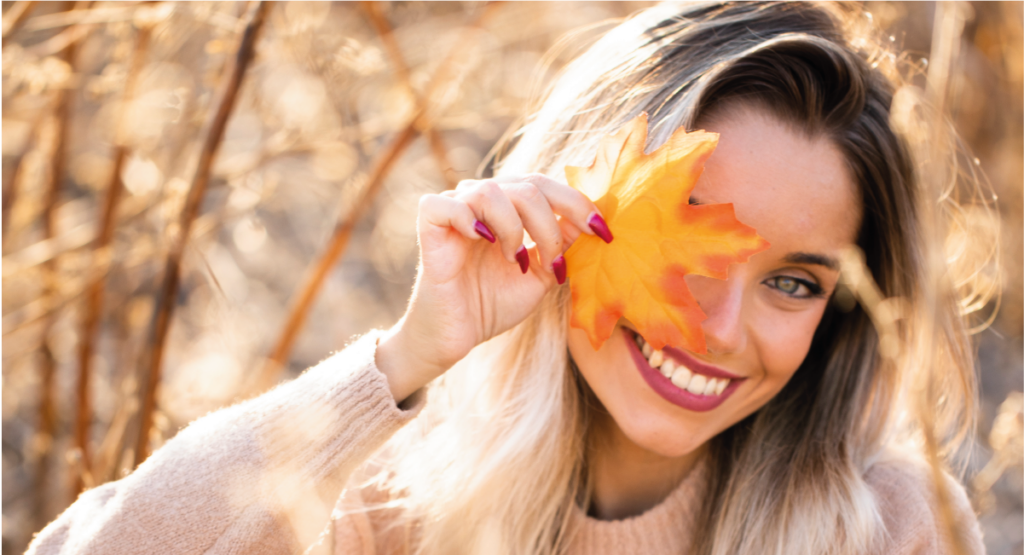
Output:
[587, 213, 614, 243]
[552, 255, 566, 285]
[515, 245, 530, 274]
[474, 220, 496, 243]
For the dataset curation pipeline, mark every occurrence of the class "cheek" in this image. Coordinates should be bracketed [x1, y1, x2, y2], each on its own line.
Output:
[567, 326, 604, 373]
[752, 307, 826, 383]
[567, 326, 625, 396]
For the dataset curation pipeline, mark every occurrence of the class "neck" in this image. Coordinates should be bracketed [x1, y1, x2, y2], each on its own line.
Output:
[585, 411, 707, 521]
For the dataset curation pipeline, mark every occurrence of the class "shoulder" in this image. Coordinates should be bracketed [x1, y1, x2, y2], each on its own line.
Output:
[865, 453, 985, 555]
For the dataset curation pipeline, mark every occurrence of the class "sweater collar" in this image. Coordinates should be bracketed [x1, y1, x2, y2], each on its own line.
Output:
[566, 455, 709, 554]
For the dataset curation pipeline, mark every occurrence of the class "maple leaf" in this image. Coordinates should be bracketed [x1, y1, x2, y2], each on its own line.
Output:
[564, 113, 770, 353]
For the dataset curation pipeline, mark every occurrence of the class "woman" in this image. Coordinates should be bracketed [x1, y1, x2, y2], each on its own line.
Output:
[28, 2, 989, 554]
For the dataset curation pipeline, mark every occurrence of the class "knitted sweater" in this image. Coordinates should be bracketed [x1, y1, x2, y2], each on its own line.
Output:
[26, 331, 985, 555]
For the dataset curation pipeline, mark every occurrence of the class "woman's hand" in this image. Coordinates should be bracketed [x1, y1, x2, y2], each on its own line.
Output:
[374, 173, 612, 403]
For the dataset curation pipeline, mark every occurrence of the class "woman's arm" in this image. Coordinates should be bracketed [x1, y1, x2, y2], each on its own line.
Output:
[25, 171, 600, 554]
[26, 331, 423, 555]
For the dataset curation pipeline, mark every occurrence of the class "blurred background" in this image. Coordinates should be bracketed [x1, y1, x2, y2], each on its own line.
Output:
[1, 2, 1020, 554]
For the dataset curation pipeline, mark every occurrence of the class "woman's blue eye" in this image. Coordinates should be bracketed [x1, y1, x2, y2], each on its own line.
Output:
[776, 277, 800, 294]
[766, 276, 823, 298]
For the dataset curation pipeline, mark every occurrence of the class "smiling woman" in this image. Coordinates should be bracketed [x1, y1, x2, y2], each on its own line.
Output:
[569, 105, 863, 468]
[27, 3, 990, 555]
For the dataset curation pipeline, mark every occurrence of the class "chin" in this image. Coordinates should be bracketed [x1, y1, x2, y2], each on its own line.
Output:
[614, 405, 713, 458]
[569, 324, 738, 459]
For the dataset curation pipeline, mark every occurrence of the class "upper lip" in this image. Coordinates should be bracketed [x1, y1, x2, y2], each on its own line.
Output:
[663, 345, 745, 380]
[626, 327, 746, 381]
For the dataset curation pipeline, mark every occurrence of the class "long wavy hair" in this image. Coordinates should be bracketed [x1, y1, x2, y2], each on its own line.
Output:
[363, 3, 997, 554]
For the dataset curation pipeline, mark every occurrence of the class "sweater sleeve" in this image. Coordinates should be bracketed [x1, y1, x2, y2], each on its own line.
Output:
[25, 331, 425, 555]
[867, 457, 985, 555]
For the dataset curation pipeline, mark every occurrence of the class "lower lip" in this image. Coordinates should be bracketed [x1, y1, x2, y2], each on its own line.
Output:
[625, 331, 744, 412]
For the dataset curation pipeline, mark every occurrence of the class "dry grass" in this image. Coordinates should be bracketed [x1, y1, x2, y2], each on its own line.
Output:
[1, 2, 1021, 554]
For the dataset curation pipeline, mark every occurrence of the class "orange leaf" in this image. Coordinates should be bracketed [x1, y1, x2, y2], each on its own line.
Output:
[565, 113, 770, 353]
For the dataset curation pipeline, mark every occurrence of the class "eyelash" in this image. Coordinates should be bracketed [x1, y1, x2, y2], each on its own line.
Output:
[764, 276, 825, 299]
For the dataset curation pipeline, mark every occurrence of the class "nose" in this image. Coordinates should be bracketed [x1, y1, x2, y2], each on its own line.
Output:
[683, 273, 747, 355]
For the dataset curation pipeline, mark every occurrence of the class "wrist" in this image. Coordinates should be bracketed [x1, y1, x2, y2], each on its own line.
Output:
[374, 322, 447, 404]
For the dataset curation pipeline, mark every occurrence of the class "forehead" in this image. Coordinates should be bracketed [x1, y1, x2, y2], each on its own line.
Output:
[692, 107, 861, 257]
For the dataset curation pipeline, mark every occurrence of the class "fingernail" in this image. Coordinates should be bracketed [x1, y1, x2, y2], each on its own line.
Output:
[515, 245, 530, 274]
[587, 213, 614, 244]
[474, 220, 496, 243]
[552, 255, 566, 285]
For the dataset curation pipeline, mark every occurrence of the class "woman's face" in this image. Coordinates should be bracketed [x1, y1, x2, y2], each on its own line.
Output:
[567, 104, 862, 458]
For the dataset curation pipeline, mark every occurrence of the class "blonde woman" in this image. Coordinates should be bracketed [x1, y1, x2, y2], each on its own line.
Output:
[29, 3, 989, 554]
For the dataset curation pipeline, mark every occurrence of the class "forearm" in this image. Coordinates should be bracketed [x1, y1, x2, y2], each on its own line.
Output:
[27, 331, 424, 555]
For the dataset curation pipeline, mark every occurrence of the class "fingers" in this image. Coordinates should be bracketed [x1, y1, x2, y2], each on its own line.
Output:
[498, 181, 563, 270]
[455, 181, 524, 263]
[418, 194, 480, 241]
[489, 173, 612, 243]
[430, 174, 612, 279]
[454, 179, 563, 272]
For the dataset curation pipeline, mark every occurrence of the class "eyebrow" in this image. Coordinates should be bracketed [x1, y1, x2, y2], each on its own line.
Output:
[688, 195, 840, 271]
[783, 252, 839, 271]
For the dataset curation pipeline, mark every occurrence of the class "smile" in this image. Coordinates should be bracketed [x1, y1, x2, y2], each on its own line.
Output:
[624, 329, 746, 412]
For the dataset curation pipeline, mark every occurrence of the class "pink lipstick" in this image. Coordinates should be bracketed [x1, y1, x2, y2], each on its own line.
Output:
[624, 329, 745, 412]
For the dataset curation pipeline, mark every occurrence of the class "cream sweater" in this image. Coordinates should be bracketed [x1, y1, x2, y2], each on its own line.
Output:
[26, 331, 985, 554]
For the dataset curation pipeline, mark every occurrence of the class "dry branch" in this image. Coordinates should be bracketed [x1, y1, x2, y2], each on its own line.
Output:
[253, 121, 418, 393]
[35, 0, 78, 522]
[359, 1, 456, 188]
[1, 0, 38, 45]
[918, 5, 972, 555]
[1, 111, 45, 250]
[132, 0, 269, 468]
[253, 2, 503, 393]
[75, 24, 150, 495]
[23, 4, 138, 32]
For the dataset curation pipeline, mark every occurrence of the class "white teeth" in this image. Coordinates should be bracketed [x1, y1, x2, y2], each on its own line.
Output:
[670, 366, 692, 389]
[648, 350, 664, 368]
[687, 374, 707, 395]
[660, 358, 676, 378]
[636, 334, 734, 397]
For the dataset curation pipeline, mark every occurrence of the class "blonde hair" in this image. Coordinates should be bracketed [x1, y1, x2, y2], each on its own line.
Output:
[363, 3, 998, 554]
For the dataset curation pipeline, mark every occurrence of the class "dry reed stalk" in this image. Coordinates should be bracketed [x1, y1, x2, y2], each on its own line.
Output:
[2, 274, 88, 336]
[254, 2, 503, 393]
[1, 0, 38, 45]
[359, 1, 456, 188]
[33, 108, 63, 514]
[27, 14, 96, 58]
[909, 4, 972, 554]
[23, 4, 139, 33]
[839, 245, 970, 555]
[21, 0, 145, 61]
[132, 0, 269, 468]
[2, 158, 23, 247]
[0, 173, 15, 244]
[74, 24, 150, 495]
[2, 220, 93, 276]
[34, 0, 78, 521]
[52, 0, 87, 497]
[92, 377, 139, 484]
[2, 109, 48, 250]
[253, 120, 418, 392]
[35, 334, 58, 523]
[971, 392, 1024, 513]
